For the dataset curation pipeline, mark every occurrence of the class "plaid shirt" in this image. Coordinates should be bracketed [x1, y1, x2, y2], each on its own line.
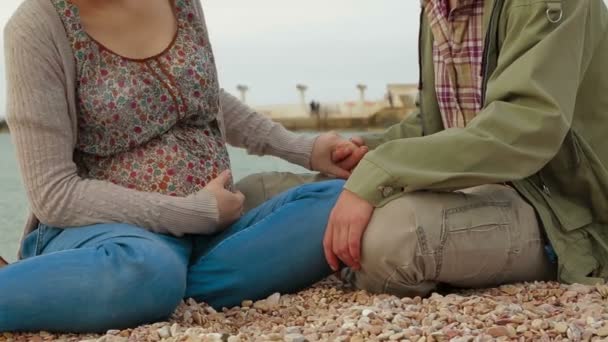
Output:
[423, 0, 484, 129]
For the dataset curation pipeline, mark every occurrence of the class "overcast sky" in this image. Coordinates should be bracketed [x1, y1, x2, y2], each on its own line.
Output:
[0, 0, 420, 117]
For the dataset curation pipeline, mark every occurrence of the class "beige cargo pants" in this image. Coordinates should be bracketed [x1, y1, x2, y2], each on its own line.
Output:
[236, 172, 556, 297]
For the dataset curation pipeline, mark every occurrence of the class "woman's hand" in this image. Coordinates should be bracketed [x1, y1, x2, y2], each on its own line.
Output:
[204, 170, 245, 227]
[311, 132, 368, 179]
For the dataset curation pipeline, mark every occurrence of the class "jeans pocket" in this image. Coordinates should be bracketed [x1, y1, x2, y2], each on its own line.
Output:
[21, 224, 65, 258]
[20, 224, 47, 259]
[437, 201, 516, 287]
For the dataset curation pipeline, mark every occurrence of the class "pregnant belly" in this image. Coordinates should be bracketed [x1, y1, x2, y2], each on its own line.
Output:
[77, 126, 232, 197]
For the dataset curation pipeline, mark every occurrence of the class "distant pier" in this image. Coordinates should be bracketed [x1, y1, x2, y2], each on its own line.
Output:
[267, 106, 415, 131]
[241, 83, 418, 131]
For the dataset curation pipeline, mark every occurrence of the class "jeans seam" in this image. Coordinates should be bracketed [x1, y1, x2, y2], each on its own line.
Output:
[496, 218, 515, 282]
[434, 210, 451, 280]
[416, 225, 440, 280]
[416, 226, 429, 254]
[444, 201, 511, 216]
[487, 194, 516, 283]
[382, 227, 435, 291]
[35, 226, 46, 256]
[383, 265, 407, 292]
[261, 174, 268, 202]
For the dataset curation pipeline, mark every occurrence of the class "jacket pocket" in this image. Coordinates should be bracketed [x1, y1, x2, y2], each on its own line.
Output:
[536, 130, 594, 231]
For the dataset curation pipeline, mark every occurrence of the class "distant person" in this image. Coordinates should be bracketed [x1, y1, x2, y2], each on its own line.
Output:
[324, 0, 608, 296]
[0, 0, 365, 333]
[387, 91, 394, 108]
[309, 100, 316, 116]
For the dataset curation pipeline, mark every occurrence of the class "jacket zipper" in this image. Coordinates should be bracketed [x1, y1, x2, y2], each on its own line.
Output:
[418, 6, 426, 136]
[480, 0, 504, 106]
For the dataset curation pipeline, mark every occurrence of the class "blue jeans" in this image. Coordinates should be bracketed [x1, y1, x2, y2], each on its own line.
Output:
[0, 180, 343, 333]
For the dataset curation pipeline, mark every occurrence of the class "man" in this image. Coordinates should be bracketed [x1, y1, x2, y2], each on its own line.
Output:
[322, 0, 608, 296]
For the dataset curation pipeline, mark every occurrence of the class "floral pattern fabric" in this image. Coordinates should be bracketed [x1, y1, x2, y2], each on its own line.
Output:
[52, 0, 231, 196]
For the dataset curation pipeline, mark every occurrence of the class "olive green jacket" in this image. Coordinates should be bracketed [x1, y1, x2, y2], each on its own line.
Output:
[345, 0, 608, 284]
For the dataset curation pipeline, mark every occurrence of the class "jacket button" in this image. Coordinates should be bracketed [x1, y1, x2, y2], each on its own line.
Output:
[378, 186, 394, 198]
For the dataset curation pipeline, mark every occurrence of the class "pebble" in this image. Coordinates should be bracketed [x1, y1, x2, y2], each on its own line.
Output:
[554, 322, 569, 334]
[486, 326, 510, 337]
[389, 331, 406, 340]
[596, 284, 608, 298]
[96, 336, 127, 342]
[266, 333, 283, 341]
[184, 336, 202, 342]
[241, 300, 253, 308]
[201, 333, 224, 342]
[567, 325, 582, 341]
[284, 333, 307, 342]
[568, 283, 592, 294]
[170, 323, 180, 337]
[321, 322, 338, 333]
[369, 325, 383, 335]
[183, 310, 192, 323]
[267, 292, 281, 307]
[253, 300, 270, 312]
[597, 325, 608, 337]
[285, 326, 302, 334]
[531, 319, 545, 330]
[505, 325, 516, 337]
[157, 326, 170, 339]
[362, 309, 376, 318]
[341, 322, 356, 330]
[193, 311, 204, 325]
[500, 285, 522, 295]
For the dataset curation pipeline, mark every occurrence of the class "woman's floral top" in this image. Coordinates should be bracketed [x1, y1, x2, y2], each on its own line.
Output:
[52, 0, 231, 197]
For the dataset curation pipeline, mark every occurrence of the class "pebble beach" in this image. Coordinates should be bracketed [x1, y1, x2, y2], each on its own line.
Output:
[3, 136, 608, 342]
[3, 277, 608, 342]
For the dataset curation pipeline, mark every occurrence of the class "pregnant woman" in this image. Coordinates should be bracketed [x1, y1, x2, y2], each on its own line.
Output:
[0, 0, 366, 332]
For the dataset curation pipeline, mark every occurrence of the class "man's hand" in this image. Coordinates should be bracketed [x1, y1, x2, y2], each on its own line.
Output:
[324, 189, 374, 271]
[331, 136, 366, 172]
[311, 132, 368, 179]
[204, 170, 245, 228]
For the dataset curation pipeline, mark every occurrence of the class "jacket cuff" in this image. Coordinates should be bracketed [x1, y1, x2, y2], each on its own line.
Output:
[344, 158, 406, 207]
[361, 133, 387, 151]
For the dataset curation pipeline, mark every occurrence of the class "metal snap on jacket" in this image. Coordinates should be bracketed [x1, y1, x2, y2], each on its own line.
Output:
[546, 2, 563, 24]
[378, 186, 394, 198]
